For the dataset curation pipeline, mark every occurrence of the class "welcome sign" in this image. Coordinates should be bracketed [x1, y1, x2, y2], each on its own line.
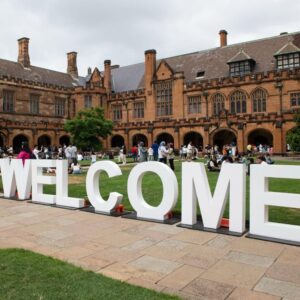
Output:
[0, 159, 299, 245]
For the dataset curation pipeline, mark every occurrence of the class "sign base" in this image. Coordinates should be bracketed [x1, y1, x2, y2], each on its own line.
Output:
[246, 233, 300, 247]
[80, 206, 131, 217]
[177, 220, 247, 237]
[122, 211, 180, 225]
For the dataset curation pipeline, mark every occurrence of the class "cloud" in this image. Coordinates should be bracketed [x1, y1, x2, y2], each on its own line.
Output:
[0, 0, 299, 75]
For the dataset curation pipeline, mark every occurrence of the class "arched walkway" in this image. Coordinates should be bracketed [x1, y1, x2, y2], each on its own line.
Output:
[111, 135, 125, 148]
[38, 135, 51, 147]
[156, 133, 174, 145]
[183, 131, 203, 149]
[248, 129, 273, 146]
[132, 134, 148, 147]
[59, 135, 70, 146]
[212, 130, 237, 150]
[13, 134, 28, 154]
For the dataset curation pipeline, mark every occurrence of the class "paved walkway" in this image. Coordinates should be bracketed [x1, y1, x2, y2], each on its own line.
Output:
[0, 198, 299, 299]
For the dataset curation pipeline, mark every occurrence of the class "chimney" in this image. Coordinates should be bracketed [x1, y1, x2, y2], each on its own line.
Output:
[219, 30, 228, 47]
[144, 49, 156, 92]
[18, 37, 30, 68]
[104, 59, 111, 93]
[67, 52, 78, 77]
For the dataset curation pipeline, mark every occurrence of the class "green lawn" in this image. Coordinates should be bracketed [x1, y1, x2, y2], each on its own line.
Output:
[0, 248, 177, 300]
[40, 158, 300, 225]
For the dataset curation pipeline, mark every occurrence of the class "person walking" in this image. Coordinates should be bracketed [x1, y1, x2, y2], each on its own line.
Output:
[139, 142, 148, 162]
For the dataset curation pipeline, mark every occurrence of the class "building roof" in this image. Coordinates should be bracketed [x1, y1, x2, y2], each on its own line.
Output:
[227, 49, 253, 63]
[111, 31, 300, 93]
[0, 58, 80, 88]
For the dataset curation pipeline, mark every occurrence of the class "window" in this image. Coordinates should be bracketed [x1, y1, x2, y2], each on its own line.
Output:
[277, 53, 300, 69]
[252, 89, 267, 112]
[155, 80, 172, 116]
[84, 95, 92, 108]
[30, 94, 39, 114]
[196, 71, 205, 79]
[290, 92, 300, 107]
[112, 104, 122, 121]
[188, 96, 201, 114]
[133, 102, 144, 118]
[3, 90, 14, 112]
[54, 97, 65, 117]
[230, 90, 247, 114]
[212, 93, 225, 115]
[229, 61, 251, 76]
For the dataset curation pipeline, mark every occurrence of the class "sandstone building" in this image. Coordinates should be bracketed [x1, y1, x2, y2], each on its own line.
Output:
[0, 31, 300, 153]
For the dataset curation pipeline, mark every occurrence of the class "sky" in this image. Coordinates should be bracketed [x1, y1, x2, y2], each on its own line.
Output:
[0, 0, 299, 75]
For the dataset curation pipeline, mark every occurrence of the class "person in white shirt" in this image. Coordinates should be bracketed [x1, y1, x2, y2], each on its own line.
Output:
[33, 145, 40, 159]
[77, 152, 83, 161]
[186, 142, 193, 161]
[158, 141, 168, 164]
[147, 147, 154, 161]
[71, 159, 81, 174]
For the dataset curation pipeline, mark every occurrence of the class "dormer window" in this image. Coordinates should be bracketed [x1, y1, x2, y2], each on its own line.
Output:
[196, 71, 205, 79]
[276, 53, 299, 69]
[227, 50, 255, 77]
[274, 42, 300, 70]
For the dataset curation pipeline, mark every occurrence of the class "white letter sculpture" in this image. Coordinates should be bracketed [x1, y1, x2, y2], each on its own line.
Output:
[32, 160, 56, 204]
[250, 164, 300, 243]
[56, 160, 84, 208]
[0, 158, 32, 200]
[181, 162, 246, 234]
[127, 161, 178, 221]
[86, 161, 123, 214]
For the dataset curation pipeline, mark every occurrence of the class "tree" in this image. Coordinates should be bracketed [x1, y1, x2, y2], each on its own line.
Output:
[64, 107, 113, 151]
[286, 112, 300, 152]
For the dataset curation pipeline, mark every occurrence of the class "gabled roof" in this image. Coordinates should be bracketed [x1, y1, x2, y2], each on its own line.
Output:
[274, 41, 300, 56]
[0, 58, 82, 88]
[227, 49, 253, 63]
[110, 31, 300, 92]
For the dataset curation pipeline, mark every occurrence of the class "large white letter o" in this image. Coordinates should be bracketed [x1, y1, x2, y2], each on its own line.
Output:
[127, 161, 178, 221]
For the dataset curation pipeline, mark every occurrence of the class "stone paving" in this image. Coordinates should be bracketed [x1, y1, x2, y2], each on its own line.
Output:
[0, 198, 299, 299]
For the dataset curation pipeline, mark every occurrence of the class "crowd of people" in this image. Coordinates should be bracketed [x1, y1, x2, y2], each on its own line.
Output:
[124, 141, 175, 170]
[3, 138, 277, 176]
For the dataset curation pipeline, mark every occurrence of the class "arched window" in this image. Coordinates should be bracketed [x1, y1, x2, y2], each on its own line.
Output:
[252, 88, 267, 112]
[212, 93, 225, 115]
[230, 90, 247, 114]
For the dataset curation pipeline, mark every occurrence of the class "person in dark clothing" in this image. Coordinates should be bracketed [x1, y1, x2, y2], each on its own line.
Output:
[151, 141, 159, 161]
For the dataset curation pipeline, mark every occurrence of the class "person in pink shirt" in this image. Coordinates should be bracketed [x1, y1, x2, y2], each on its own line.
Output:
[17, 142, 32, 165]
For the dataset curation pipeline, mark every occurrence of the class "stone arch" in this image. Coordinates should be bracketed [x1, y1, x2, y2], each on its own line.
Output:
[132, 134, 148, 147]
[13, 134, 29, 154]
[59, 135, 70, 146]
[111, 134, 125, 148]
[212, 129, 237, 150]
[37, 135, 51, 147]
[183, 131, 203, 149]
[247, 128, 273, 147]
[156, 132, 174, 145]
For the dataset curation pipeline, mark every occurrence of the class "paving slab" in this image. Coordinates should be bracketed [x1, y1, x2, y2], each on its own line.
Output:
[0, 197, 299, 298]
[254, 277, 300, 299]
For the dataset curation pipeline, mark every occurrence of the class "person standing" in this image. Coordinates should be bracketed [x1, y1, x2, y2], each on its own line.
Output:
[167, 143, 175, 171]
[119, 145, 127, 165]
[17, 142, 32, 165]
[147, 146, 154, 161]
[158, 141, 168, 164]
[151, 140, 159, 161]
[32, 145, 40, 159]
[139, 142, 148, 162]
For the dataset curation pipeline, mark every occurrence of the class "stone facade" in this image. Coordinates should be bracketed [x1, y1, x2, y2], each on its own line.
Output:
[1, 31, 300, 153]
